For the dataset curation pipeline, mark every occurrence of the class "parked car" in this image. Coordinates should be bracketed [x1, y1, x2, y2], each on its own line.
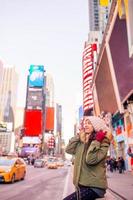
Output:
[34, 159, 45, 168]
[0, 156, 26, 183]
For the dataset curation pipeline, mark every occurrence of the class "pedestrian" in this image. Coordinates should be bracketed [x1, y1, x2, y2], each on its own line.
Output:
[108, 158, 114, 172]
[31, 154, 35, 165]
[127, 146, 133, 173]
[63, 116, 113, 200]
[113, 158, 117, 171]
[127, 146, 133, 158]
[27, 155, 30, 165]
[117, 157, 125, 174]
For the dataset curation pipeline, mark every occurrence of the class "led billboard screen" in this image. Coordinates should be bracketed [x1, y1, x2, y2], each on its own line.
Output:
[28, 65, 44, 87]
[24, 110, 43, 136]
[26, 88, 44, 110]
[45, 107, 54, 131]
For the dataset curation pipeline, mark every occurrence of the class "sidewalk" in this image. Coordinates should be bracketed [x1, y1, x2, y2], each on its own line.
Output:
[65, 167, 133, 200]
[106, 170, 133, 200]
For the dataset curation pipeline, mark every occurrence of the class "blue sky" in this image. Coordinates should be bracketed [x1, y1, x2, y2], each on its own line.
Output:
[0, 0, 89, 142]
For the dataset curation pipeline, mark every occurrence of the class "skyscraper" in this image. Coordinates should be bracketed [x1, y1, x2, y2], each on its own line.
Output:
[0, 65, 19, 129]
[82, 1, 111, 115]
[88, 0, 110, 33]
[88, 0, 100, 31]
[45, 73, 54, 107]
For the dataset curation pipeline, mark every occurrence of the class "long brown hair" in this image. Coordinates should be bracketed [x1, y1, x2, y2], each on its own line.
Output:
[85, 130, 96, 150]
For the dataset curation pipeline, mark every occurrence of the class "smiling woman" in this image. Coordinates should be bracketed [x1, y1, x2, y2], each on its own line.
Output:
[64, 116, 113, 200]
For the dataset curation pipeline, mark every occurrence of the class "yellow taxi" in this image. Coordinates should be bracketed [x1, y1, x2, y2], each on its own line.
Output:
[57, 160, 64, 167]
[46, 157, 58, 169]
[0, 156, 26, 183]
[47, 161, 58, 169]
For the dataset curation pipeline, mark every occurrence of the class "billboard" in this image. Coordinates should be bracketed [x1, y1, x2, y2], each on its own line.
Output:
[26, 88, 44, 110]
[28, 65, 45, 87]
[82, 42, 94, 112]
[22, 136, 41, 144]
[20, 146, 39, 157]
[95, 48, 118, 113]
[45, 107, 54, 131]
[44, 133, 55, 149]
[109, 16, 133, 102]
[24, 110, 43, 136]
[47, 135, 55, 149]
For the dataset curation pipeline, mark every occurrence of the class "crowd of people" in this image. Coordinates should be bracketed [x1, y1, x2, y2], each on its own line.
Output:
[106, 157, 125, 173]
[106, 146, 133, 174]
[27, 154, 36, 165]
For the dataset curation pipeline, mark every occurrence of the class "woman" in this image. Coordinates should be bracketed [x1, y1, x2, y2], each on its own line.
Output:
[63, 116, 112, 200]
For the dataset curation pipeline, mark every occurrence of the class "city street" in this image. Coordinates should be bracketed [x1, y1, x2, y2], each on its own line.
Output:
[0, 1, 133, 200]
[0, 165, 69, 200]
[0, 162, 133, 200]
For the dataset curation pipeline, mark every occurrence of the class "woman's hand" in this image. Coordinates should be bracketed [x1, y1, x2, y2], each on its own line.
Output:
[79, 131, 91, 143]
[94, 130, 113, 143]
[79, 131, 86, 143]
[95, 130, 106, 142]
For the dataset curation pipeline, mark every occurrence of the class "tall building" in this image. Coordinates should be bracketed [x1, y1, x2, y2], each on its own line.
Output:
[44, 73, 55, 155]
[14, 107, 25, 129]
[88, 0, 100, 31]
[45, 73, 54, 107]
[56, 103, 62, 137]
[88, 0, 111, 33]
[55, 103, 62, 154]
[91, 1, 133, 169]
[24, 65, 45, 137]
[88, 0, 112, 50]
[0, 65, 19, 129]
[82, 1, 111, 115]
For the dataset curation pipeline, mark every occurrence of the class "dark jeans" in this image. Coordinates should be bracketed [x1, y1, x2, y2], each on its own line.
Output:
[63, 186, 100, 200]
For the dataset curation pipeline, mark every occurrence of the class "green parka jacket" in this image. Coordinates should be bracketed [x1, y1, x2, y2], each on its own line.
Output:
[65, 135, 110, 189]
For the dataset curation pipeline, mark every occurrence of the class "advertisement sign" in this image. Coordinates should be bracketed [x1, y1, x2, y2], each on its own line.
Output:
[22, 136, 41, 144]
[28, 65, 44, 87]
[20, 146, 39, 157]
[45, 107, 54, 131]
[100, 0, 109, 7]
[47, 135, 55, 149]
[109, 16, 133, 102]
[24, 110, 43, 136]
[82, 43, 94, 112]
[26, 88, 44, 110]
[44, 133, 53, 143]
